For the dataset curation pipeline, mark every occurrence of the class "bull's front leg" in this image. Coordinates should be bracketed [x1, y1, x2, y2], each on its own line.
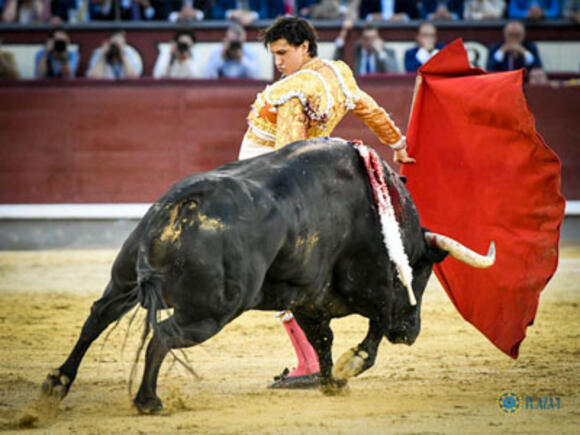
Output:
[333, 319, 382, 381]
[292, 312, 346, 395]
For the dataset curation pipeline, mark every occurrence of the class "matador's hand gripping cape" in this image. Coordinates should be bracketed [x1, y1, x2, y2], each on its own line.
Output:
[401, 39, 565, 358]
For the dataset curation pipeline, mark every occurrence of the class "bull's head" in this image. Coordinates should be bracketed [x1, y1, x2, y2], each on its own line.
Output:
[385, 231, 496, 345]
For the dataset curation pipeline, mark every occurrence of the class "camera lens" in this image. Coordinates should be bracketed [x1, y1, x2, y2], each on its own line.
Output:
[54, 40, 67, 52]
[177, 42, 189, 53]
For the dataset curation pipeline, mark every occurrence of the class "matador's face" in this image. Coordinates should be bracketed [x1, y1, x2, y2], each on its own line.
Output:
[269, 38, 311, 77]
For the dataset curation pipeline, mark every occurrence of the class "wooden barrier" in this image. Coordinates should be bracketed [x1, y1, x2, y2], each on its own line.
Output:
[0, 79, 578, 203]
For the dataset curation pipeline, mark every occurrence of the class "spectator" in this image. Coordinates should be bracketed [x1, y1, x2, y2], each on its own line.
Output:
[300, 0, 338, 18]
[562, 0, 580, 22]
[88, 0, 157, 21]
[334, 20, 399, 75]
[359, 0, 419, 21]
[35, 27, 79, 78]
[212, 0, 285, 25]
[404, 22, 443, 72]
[86, 30, 141, 79]
[508, 0, 561, 20]
[0, 38, 19, 79]
[204, 23, 259, 79]
[2, 0, 50, 23]
[464, 0, 506, 19]
[487, 21, 542, 71]
[50, 0, 75, 22]
[419, 0, 464, 20]
[152, 0, 211, 21]
[153, 29, 201, 78]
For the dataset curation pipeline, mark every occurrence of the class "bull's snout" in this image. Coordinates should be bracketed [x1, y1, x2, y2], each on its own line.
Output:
[386, 329, 418, 345]
[385, 320, 420, 346]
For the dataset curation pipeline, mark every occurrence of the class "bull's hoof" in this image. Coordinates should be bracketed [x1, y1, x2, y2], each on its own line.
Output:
[133, 396, 163, 414]
[333, 348, 368, 381]
[319, 378, 349, 396]
[40, 369, 70, 400]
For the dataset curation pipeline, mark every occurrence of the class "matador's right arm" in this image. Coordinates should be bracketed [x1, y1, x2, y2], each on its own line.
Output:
[351, 89, 405, 151]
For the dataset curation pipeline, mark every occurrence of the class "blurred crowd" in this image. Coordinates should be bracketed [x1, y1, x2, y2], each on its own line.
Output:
[0, 0, 578, 25]
[0, 0, 578, 82]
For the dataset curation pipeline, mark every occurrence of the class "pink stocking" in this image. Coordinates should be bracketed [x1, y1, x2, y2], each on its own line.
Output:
[279, 312, 320, 377]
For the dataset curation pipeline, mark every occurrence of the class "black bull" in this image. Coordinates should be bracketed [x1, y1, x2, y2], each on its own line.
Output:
[42, 138, 451, 413]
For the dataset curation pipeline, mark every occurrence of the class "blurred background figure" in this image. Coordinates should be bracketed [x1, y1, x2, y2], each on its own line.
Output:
[153, 29, 200, 78]
[562, 0, 580, 22]
[155, 0, 211, 22]
[212, 0, 284, 25]
[292, 0, 360, 19]
[420, 0, 464, 20]
[404, 22, 442, 72]
[302, 0, 340, 19]
[487, 21, 542, 72]
[528, 67, 550, 85]
[204, 23, 259, 79]
[358, 0, 419, 21]
[464, 0, 506, 20]
[508, 0, 562, 20]
[86, 30, 141, 79]
[0, 38, 19, 79]
[88, 0, 157, 21]
[2, 0, 50, 23]
[35, 27, 78, 78]
[335, 20, 399, 75]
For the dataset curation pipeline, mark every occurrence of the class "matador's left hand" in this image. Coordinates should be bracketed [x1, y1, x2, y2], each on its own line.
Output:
[394, 147, 416, 164]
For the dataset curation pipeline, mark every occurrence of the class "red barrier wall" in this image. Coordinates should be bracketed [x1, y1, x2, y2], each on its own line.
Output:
[0, 79, 578, 203]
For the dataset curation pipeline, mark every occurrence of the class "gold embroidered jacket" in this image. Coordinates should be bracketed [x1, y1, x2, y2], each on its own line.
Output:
[242, 57, 403, 150]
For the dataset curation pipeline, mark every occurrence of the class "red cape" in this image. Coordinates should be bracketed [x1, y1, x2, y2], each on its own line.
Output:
[402, 39, 565, 358]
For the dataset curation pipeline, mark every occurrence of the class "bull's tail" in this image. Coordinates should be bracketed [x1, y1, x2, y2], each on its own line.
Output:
[128, 245, 199, 397]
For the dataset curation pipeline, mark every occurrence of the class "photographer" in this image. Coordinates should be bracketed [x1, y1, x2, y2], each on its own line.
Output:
[153, 30, 200, 79]
[204, 23, 259, 79]
[35, 28, 78, 79]
[86, 31, 141, 79]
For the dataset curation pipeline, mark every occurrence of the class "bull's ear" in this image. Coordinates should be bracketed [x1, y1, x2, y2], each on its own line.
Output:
[421, 228, 448, 263]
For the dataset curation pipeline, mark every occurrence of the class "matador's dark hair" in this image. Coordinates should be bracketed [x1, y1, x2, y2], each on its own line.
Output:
[261, 17, 318, 57]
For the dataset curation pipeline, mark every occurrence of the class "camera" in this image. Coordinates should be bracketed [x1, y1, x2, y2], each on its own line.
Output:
[105, 42, 122, 64]
[53, 39, 67, 53]
[177, 41, 190, 54]
[224, 40, 242, 61]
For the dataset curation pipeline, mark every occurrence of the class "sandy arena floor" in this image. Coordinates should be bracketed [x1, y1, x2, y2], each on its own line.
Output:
[0, 245, 578, 434]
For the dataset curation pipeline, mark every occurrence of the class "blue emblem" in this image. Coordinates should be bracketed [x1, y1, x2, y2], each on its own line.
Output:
[498, 392, 521, 414]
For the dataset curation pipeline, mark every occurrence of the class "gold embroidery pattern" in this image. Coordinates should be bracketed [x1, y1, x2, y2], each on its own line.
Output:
[243, 58, 402, 150]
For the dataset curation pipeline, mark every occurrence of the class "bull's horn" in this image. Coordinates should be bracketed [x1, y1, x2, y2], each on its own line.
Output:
[425, 232, 495, 268]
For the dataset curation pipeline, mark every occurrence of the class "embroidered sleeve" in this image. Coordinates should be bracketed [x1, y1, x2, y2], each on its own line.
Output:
[352, 90, 403, 146]
[275, 98, 308, 149]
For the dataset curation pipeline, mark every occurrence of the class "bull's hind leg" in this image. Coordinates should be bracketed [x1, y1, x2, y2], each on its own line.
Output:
[133, 316, 221, 414]
[333, 319, 383, 381]
[42, 279, 138, 399]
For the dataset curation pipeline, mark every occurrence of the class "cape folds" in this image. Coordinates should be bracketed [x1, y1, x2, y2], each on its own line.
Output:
[401, 39, 565, 358]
